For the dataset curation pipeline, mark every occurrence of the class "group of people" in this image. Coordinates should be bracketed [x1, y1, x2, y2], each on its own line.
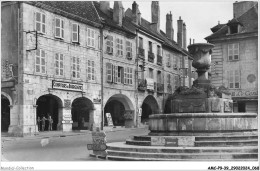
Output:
[37, 114, 53, 132]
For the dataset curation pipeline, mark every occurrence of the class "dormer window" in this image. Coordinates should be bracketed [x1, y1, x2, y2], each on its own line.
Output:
[227, 19, 242, 34]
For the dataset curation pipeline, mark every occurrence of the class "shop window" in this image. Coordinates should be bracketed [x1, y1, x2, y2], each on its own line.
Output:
[238, 101, 246, 112]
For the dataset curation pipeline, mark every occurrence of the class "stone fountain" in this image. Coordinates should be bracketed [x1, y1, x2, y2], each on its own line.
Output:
[101, 43, 258, 161]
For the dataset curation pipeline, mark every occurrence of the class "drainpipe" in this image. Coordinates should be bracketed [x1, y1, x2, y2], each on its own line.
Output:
[135, 30, 139, 127]
[100, 27, 104, 130]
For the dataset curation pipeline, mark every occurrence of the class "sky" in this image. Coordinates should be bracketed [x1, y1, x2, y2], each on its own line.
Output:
[112, 0, 234, 43]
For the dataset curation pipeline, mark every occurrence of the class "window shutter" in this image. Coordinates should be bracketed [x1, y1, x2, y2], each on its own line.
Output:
[61, 20, 64, 38]
[106, 63, 112, 82]
[113, 65, 118, 83]
[121, 67, 124, 84]
[78, 25, 80, 43]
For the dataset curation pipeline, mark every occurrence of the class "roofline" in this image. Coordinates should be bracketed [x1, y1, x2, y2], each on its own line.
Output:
[23, 1, 102, 28]
[206, 31, 258, 42]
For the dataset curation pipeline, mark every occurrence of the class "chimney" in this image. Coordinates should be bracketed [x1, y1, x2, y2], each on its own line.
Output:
[113, 1, 123, 26]
[166, 12, 174, 40]
[233, 1, 257, 18]
[177, 16, 183, 48]
[100, 1, 110, 16]
[183, 22, 187, 49]
[151, 1, 160, 32]
[132, 1, 141, 25]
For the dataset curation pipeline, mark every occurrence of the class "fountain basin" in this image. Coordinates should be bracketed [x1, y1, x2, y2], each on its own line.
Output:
[149, 113, 258, 136]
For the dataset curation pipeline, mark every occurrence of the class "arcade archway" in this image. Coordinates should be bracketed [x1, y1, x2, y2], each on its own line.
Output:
[104, 94, 134, 127]
[36, 94, 62, 131]
[71, 97, 94, 130]
[141, 95, 159, 124]
[1, 95, 10, 132]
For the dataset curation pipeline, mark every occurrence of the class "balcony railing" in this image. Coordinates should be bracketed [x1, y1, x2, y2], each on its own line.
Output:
[167, 84, 172, 94]
[148, 51, 155, 63]
[157, 83, 164, 94]
[138, 47, 145, 59]
[138, 79, 147, 91]
[157, 55, 162, 66]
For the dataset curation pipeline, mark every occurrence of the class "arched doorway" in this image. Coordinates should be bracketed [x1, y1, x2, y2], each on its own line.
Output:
[104, 94, 134, 127]
[1, 95, 10, 132]
[141, 95, 159, 124]
[71, 97, 94, 130]
[36, 94, 62, 131]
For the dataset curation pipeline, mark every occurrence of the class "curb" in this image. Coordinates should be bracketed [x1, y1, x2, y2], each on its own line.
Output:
[1, 127, 148, 141]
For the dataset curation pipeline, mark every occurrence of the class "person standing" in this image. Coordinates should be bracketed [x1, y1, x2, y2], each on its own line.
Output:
[37, 116, 41, 132]
[48, 116, 53, 131]
[41, 116, 47, 131]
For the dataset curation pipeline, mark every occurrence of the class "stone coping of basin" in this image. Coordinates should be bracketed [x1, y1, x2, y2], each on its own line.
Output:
[149, 113, 257, 119]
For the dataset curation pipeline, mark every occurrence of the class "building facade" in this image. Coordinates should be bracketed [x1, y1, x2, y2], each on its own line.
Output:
[2, 1, 193, 136]
[2, 1, 103, 135]
[205, 1, 258, 113]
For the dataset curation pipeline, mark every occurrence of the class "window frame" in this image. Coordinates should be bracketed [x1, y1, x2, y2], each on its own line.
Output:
[149, 68, 154, 79]
[55, 17, 64, 39]
[55, 53, 64, 76]
[87, 28, 95, 47]
[126, 40, 132, 59]
[228, 43, 239, 61]
[35, 12, 46, 34]
[72, 23, 79, 43]
[106, 35, 113, 54]
[87, 60, 95, 81]
[116, 38, 123, 57]
[72, 56, 80, 79]
[35, 49, 46, 74]
[228, 70, 240, 89]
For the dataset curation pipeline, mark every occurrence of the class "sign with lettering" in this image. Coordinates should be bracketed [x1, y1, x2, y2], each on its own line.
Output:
[230, 90, 258, 97]
[146, 78, 154, 91]
[52, 80, 83, 92]
[106, 113, 114, 126]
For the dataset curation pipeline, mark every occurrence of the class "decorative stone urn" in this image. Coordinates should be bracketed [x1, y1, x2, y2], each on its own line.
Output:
[187, 43, 214, 90]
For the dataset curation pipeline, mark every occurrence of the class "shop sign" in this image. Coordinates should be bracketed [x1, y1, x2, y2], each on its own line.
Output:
[230, 90, 258, 97]
[52, 80, 83, 92]
[146, 78, 154, 90]
[106, 113, 113, 126]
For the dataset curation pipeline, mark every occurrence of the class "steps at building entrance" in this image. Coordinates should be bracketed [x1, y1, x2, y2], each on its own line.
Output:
[106, 132, 258, 161]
